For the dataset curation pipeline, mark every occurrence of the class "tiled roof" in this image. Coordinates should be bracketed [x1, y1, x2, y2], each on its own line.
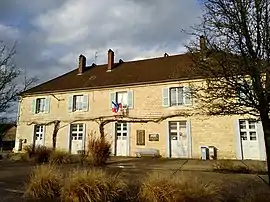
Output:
[23, 53, 198, 95]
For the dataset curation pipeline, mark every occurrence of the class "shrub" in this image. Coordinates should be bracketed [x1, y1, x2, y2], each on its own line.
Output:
[61, 169, 126, 202]
[86, 134, 111, 166]
[49, 150, 72, 164]
[24, 164, 62, 200]
[23, 144, 53, 163]
[33, 145, 53, 163]
[23, 144, 35, 158]
[140, 171, 221, 202]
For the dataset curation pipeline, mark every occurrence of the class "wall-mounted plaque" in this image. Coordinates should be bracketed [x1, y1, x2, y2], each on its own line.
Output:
[149, 133, 159, 141]
[136, 130, 145, 145]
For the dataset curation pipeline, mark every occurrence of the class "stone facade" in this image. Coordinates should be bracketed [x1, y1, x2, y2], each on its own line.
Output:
[15, 80, 247, 159]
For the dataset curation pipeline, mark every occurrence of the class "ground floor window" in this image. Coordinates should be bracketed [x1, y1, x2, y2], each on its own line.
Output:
[70, 123, 84, 140]
[239, 120, 257, 141]
[34, 125, 45, 141]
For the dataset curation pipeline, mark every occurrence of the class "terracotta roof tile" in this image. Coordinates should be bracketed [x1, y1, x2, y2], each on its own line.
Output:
[23, 53, 197, 95]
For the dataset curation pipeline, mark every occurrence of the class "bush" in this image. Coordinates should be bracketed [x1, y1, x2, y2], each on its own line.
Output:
[23, 144, 35, 158]
[61, 169, 126, 202]
[23, 144, 53, 163]
[86, 134, 111, 166]
[49, 150, 72, 164]
[140, 171, 221, 202]
[24, 164, 62, 200]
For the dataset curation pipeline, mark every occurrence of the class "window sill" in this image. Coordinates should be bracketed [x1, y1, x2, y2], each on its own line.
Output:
[167, 105, 192, 110]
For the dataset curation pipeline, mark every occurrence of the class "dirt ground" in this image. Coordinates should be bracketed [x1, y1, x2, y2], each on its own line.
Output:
[0, 158, 269, 201]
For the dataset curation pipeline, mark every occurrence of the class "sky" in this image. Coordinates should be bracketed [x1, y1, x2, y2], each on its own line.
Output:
[0, 0, 203, 85]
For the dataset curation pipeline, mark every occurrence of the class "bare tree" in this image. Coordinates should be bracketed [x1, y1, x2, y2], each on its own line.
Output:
[187, 0, 270, 183]
[0, 41, 37, 148]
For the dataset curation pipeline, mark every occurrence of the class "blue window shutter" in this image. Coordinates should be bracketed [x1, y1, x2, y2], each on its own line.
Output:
[82, 94, 89, 112]
[45, 97, 50, 113]
[127, 91, 134, 109]
[110, 92, 116, 109]
[68, 95, 73, 112]
[162, 88, 170, 107]
[184, 86, 192, 105]
[31, 99, 37, 114]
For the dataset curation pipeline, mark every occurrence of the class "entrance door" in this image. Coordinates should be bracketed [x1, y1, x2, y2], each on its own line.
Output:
[115, 122, 128, 156]
[239, 120, 260, 160]
[70, 123, 84, 154]
[34, 125, 45, 146]
[169, 121, 188, 158]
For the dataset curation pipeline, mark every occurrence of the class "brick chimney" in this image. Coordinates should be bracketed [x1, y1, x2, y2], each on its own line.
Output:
[78, 54, 86, 75]
[107, 49, 114, 72]
[200, 35, 206, 52]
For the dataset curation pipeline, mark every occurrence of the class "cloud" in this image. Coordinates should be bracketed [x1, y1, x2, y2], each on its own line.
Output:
[0, 0, 202, 83]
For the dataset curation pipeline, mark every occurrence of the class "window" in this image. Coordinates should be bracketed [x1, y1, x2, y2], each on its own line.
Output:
[116, 92, 128, 106]
[110, 91, 134, 110]
[70, 124, 84, 140]
[170, 87, 184, 106]
[73, 95, 84, 111]
[32, 97, 50, 114]
[169, 121, 187, 139]
[136, 130, 145, 145]
[163, 87, 191, 107]
[239, 120, 257, 141]
[68, 94, 88, 112]
[36, 98, 46, 113]
[34, 125, 45, 141]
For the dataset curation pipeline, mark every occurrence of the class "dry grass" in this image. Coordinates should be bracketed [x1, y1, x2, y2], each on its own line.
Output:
[24, 164, 62, 200]
[213, 160, 267, 174]
[86, 133, 111, 166]
[49, 150, 72, 164]
[61, 168, 126, 202]
[140, 171, 221, 202]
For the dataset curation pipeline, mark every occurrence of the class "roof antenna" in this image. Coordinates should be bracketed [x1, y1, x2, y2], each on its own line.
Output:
[94, 51, 98, 63]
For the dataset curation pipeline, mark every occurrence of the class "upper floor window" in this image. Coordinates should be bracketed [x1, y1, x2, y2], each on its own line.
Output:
[162, 86, 192, 107]
[31, 97, 50, 114]
[116, 92, 128, 106]
[73, 95, 84, 111]
[170, 87, 184, 106]
[68, 94, 89, 112]
[110, 91, 134, 110]
[36, 98, 46, 113]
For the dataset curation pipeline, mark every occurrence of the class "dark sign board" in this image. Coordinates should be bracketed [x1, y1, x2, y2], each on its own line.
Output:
[149, 133, 159, 141]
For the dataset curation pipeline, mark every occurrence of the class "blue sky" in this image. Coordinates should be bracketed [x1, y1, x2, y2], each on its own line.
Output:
[0, 0, 202, 89]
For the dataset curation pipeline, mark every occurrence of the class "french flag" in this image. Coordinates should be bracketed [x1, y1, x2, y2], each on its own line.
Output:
[112, 101, 122, 113]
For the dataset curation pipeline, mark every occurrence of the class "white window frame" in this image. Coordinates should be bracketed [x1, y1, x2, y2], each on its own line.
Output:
[169, 121, 186, 139]
[239, 119, 257, 141]
[73, 95, 84, 111]
[70, 123, 84, 140]
[34, 125, 45, 141]
[36, 98, 46, 113]
[116, 91, 128, 107]
[169, 87, 184, 106]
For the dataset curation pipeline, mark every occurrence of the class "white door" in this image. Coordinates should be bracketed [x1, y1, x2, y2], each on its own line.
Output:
[115, 122, 128, 156]
[239, 120, 260, 160]
[34, 125, 45, 146]
[70, 124, 84, 154]
[169, 121, 188, 158]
